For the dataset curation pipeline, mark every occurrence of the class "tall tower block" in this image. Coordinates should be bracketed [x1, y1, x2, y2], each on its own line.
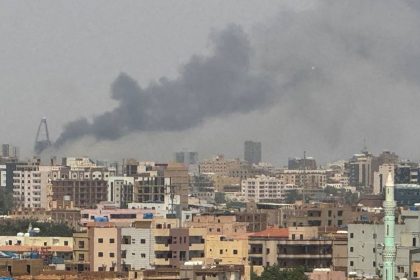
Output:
[34, 118, 52, 155]
[383, 173, 396, 280]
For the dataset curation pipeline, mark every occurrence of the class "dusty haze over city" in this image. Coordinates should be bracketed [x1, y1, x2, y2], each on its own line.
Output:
[2, 0, 420, 164]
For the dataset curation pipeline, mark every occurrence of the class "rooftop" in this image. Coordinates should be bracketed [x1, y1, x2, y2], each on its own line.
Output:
[250, 227, 289, 239]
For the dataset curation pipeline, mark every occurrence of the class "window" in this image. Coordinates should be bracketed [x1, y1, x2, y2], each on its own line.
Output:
[292, 234, 295, 240]
[98, 252, 103, 257]
[78, 241, 85, 249]
[337, 210, 343, 216]
[350, 261, 354, 266]
[414, 237, 417, 247]
[110, 253, 115, 257]
[350, 247, 353, 252]
[78, 254, 85, 261]
[350, 233, 354, 238]
[266, 248, 270, 254]
[233, 250, 238, 255]
[110, 239, 115, 243]
[141, 239, 146, 244]
[220, 249, 223, 254]
[373, 248, 376, 253]
[328, 210, 332, 217]
[300, 234, 303, 240]
[414, 272, 418, 277]
[398, 266, 404, 273]
[64, 241, 69, 246]
[373, 261, 376, 267]
[141, 253, 146, 258]
[98, 238, 103, 243]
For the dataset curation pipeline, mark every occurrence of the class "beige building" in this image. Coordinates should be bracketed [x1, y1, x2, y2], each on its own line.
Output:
[249, 227, 347, 271]
[211, 175, 241, 192]
[88, 222, 120, 272]
[186, 213, 247, 236]
[65, 232, 90, 272]
[241, 175, 297, 202]
[164, 163, 189, 209]
[277, 169, 327, 188]
[205, 235, 248, 265]
[199, 155, 241, 176]
[12, 161, 53, 209]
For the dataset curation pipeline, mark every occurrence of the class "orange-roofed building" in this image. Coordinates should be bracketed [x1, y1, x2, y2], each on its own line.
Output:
[250, 227, 289, 238]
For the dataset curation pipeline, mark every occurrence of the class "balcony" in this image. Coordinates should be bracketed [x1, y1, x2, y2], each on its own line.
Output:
[189, 243, 204, 251]
[153, 228, 170, 237]
[155, 243, 170, 251]
[154, 258, 170, 266]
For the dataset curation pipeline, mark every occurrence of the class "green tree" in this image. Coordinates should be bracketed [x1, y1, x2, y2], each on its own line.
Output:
[285, 190, 303, 204]
[0, 219, 74, 237]
[252, 265, 308, 280]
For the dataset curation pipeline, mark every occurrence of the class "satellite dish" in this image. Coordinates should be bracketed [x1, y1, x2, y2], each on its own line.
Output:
[33, 228, 40, 233]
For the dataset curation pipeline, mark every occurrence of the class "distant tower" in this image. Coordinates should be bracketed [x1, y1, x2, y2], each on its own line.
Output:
[244, 140, 262, 165]
[383, 173, 396, 280]
[34, 118, 51, 155]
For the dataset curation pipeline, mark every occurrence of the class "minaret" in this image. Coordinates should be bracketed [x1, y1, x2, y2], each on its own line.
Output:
[383, 173, 396, 280]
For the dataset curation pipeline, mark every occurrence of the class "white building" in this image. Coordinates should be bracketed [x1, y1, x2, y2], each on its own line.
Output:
[0, 165, 6, 188]
[108, 176, 134, 208]
[12, 163, 52, 209]
[121, 221, 154, 270]
[373, 164, 395, 195]
[241, 175, 298, 202]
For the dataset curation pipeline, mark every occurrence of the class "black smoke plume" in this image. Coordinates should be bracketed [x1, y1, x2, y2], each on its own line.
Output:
[55, 24, 273, 147]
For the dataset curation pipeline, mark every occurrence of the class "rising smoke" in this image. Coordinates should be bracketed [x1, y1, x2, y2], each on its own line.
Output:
[55, 24, 274, 148]
[55, 0, 420, 162]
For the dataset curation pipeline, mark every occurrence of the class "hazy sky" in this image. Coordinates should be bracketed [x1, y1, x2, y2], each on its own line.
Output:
[2, 0, 420, 165]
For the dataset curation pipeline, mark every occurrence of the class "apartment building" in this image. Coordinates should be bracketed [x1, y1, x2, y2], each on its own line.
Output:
[348, 209, 420, 279]
[107, 176, 134, 208]
[12, 161, 52, 209]
[235, 212, 268, 232]
[205, 235, 248, 265]
[88, 222, 121, 272]
[163, 163, 189, 210]
[51, 166, 113, 209]
[249, 227, 347, 271]
[121, 220, 154, 271]
[199, 155, 241, 176]
[152, 217, 187, 268]
[277, 169, 327, 188]
[282, 203, 353, 228]
[241, 175, 297, 203]
[65, 232, 90, 272]
[186, 213, 247, 236]
[80, 202, 154, 228]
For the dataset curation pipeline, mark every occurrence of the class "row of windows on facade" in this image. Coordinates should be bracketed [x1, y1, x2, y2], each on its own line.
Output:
[349, 260, 405, 273]
[208, 248, 239, 255]
[98, 238, 147, 244]
[95, 252, 147, 259]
